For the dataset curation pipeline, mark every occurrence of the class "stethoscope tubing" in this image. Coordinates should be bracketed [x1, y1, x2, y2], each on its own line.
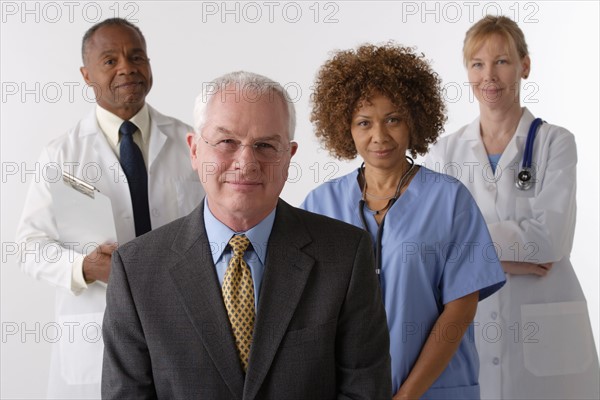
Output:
[522, 118, 543, 170]
[516, 117, 544, 191]
[358, 198, 395, 277]
[357, 158, 413, 276]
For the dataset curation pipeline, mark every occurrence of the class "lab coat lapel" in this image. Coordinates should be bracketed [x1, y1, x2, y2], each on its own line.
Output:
[497, 108, 535, 175]
[146, 106, 168, 171]
[168, 204, 245, 399]
[78, 108, 120, 194]
[81, 109, 137, 242]
[90, 128, 123, 193]
[460, 118, 493, 181]
[461, 118, 490, 173]
[243, 200, 315, 400]
[458, 118, 503, 221]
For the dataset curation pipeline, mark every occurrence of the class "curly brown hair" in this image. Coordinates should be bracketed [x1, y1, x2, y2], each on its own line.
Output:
[311, 43, 446, 159]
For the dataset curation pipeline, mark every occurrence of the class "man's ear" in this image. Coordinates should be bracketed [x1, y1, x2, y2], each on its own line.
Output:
[290, 141, 299, 157]
[80, 66, 90, 85]
[187, 132, 196, 151]
[187, 132, 199, 169]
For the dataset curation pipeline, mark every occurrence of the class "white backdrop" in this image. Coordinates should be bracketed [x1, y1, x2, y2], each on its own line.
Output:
[1, 1, 598, 398]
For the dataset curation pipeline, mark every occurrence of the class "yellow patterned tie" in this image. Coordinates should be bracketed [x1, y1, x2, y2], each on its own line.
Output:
[222, 234, 255, 372]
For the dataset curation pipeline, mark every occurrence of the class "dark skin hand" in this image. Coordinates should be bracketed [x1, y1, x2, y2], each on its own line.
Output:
[82, 243, 118, 283]
[393, 291, 479, 400]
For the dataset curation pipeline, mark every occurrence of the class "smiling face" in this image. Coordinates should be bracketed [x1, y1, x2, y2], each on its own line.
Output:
[350, 94, 410, 172]
[467, 34, 530, 113]
[187, 86, 298, 231]
[80, 24, 153, 120]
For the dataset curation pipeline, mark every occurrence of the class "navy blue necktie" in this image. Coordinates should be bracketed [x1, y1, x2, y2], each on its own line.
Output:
[119, 120, 151, 236]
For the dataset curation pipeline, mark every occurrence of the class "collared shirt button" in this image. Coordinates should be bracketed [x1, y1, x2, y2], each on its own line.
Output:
[491, 312, 498, 320]
[493, 357, 500, 365]
[152, 208, 160, 217]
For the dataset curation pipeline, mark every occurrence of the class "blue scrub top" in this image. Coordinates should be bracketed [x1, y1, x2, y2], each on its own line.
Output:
[302, 166, 505, 399]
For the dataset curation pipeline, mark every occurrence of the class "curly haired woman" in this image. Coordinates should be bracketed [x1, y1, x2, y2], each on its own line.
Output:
[302, 43, 506, 399]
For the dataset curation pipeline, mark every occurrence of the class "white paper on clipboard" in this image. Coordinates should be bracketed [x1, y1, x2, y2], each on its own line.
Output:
[49, 167, 117, 254]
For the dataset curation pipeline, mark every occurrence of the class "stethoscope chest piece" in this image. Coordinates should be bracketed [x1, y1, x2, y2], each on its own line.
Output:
[516, 168, 533, 190]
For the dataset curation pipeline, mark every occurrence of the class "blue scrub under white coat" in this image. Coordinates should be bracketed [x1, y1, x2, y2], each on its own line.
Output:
[302, 166, 506, 399]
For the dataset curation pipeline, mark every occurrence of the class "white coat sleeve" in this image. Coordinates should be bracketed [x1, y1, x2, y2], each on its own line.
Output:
[15, 147, 87, 295]
[488, 131, 577, 263]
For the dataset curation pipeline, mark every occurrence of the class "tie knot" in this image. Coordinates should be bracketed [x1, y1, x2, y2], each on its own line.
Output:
[119, 120, 138, 137]
[229, 234, 250, 256]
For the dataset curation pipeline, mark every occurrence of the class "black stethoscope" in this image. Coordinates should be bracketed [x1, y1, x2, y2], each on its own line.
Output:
[516, 117, 544, 190]
[358, 203, 387, 277]
[358, 157, 415, 276]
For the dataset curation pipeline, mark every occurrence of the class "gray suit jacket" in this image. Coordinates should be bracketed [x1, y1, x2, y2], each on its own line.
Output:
[102, 199, 391, 399]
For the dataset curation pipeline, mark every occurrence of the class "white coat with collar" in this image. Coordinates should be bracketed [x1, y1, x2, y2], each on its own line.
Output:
[425, 107, 599, 399]
[15, 104, 204, 399]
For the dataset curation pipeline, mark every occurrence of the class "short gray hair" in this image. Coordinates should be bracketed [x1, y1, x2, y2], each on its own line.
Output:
[193, 71, 296, 139]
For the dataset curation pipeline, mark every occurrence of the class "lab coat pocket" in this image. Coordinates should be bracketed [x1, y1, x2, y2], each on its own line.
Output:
[57, 312, 104, 384]
[521, 301, 594, 376]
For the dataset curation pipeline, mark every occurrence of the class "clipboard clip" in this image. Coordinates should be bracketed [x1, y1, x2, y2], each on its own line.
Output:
[62, 171, 97, 199]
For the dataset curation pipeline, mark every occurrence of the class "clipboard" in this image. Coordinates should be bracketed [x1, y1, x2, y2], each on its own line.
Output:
[49, 167, 117, 253]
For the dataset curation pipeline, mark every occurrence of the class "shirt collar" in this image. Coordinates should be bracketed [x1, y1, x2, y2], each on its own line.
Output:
[203, 198, 275, 265]
[96, 103, 150, 147]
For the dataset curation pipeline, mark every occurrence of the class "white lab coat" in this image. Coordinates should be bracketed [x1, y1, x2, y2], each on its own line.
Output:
[425, 107, 599, 399]
[15, 105, 204, 399]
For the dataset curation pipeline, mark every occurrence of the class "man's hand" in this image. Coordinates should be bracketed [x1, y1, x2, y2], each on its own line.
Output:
[83, 243, 118, 283]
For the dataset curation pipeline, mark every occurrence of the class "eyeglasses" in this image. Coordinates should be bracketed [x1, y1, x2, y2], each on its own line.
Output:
[199, 133, 292, 162]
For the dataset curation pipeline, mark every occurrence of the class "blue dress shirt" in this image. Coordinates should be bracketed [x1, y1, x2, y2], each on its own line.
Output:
[203, 198, 275, 309]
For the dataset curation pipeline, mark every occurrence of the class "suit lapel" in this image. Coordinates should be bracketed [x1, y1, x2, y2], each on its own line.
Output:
[168, 203, 245, 398]
[243, 200, 315, 400]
